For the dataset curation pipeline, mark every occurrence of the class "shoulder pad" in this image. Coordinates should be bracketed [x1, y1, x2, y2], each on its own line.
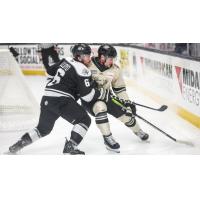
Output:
[65, 57, 91, 77]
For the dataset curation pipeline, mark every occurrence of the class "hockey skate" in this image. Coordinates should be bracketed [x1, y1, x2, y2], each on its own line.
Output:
[63, 139, 85, 155]
[103, 134, 120, 153]
[6, 133, 32, 154]
[135, 130, 149, 141]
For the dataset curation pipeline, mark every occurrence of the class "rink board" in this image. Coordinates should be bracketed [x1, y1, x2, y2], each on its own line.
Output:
[123, 47, 200, 129]
[126, 80, 200, 128]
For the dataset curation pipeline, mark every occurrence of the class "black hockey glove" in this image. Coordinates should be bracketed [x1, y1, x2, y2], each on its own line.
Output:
[111, 96, 136, 115]
[98, 88, 110, 103]
[122, 100, 137, 116]
[9, 47, 19, 58]
[127, 105, 136, 116]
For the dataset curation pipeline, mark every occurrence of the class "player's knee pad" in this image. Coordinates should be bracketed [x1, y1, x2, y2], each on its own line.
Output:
[93, 101, 107, 115]
[74, 112, 91, 128]
[118, 113, 136, 128]
[82, 113, 91, 128]
[93, 101, 109, 125]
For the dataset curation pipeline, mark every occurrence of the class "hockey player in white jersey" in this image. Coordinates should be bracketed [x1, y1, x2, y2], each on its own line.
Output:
[7, 44, 109, 155]
[81, 44, 149, 153]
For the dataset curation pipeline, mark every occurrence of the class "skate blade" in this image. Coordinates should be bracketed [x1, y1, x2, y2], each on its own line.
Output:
[105, 146, 120, 153]
[3, 151, 18, 155]
[177, 140, 194, 147]
[63, 152, 85, 155]
[140, 139, 150, 143]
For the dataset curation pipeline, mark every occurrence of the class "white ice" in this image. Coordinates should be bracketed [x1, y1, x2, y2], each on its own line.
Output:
[1, 76, 200, 155]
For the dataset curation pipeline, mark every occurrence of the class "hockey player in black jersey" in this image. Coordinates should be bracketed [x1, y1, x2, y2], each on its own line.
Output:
[81, 44, 149, 153]
[7, 44, 109, 155]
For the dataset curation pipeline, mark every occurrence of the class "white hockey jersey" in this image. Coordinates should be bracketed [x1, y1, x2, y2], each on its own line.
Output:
[88, 57, 130, 100]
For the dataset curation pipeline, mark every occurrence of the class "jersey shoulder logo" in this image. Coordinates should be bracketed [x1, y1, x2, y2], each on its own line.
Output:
[73, 62, 91, 77]
[82, 68, 90, 76]
[65, 57, 91, 77]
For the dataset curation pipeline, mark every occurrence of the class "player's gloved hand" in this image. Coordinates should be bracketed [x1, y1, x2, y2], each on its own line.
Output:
[127, 105, 136, 116]
[98, 88, 110, 103]
[122, 100, 136, 116]
[93, 74, 107, 86]
[122, 99, 132, 106]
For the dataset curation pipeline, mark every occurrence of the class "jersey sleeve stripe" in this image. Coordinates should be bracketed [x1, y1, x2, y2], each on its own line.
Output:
[113, 87, 126, 94]
[44, 88, 75, 100]
[81, 88, 95, 102]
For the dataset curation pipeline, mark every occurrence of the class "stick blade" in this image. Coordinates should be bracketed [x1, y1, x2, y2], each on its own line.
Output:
[159, 105, 168, 111]
[177, 140, 194, 147]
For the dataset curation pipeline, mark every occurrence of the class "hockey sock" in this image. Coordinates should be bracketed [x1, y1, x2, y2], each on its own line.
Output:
[95, 112, 111, 136]
[28, 128, 42, 142]
[70, 123, 88, 145]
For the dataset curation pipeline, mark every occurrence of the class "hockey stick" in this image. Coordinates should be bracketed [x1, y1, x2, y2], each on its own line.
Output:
[111, 95, 194, 147]
[111, 95, 168, 112]
[135, 112, 194, 147]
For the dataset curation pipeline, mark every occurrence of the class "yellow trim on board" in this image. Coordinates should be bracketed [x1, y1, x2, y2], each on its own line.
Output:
[126, 80, 200, 129]
[177, 108, 200, 128]
[22, 70, 46, 76]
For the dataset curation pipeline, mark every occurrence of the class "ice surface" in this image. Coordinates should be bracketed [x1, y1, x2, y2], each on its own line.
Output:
[1, 76, 200, 155]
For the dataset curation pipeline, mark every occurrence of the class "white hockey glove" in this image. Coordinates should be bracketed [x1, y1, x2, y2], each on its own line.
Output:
[93, 74, 107, 86]
[93, 73, 114, 90]
[98, 88, 110, 103]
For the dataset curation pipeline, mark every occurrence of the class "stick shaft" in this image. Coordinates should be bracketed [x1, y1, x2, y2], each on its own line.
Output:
[135, 113, 177, 142]
[111, 94, 193, 146]
[111, 95, 167, 112]
[133, 103, 167, 111]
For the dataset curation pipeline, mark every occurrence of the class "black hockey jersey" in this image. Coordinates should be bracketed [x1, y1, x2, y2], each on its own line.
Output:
[44, 57, 99, 102]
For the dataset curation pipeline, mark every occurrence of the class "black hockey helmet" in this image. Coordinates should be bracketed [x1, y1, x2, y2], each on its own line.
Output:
[71, 44, 91, 58]
[98, 44, 117, 58]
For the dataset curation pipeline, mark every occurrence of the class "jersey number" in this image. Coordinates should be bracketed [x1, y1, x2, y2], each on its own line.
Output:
[47, 68, 65, 86]
[84, 79, 90, 87]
